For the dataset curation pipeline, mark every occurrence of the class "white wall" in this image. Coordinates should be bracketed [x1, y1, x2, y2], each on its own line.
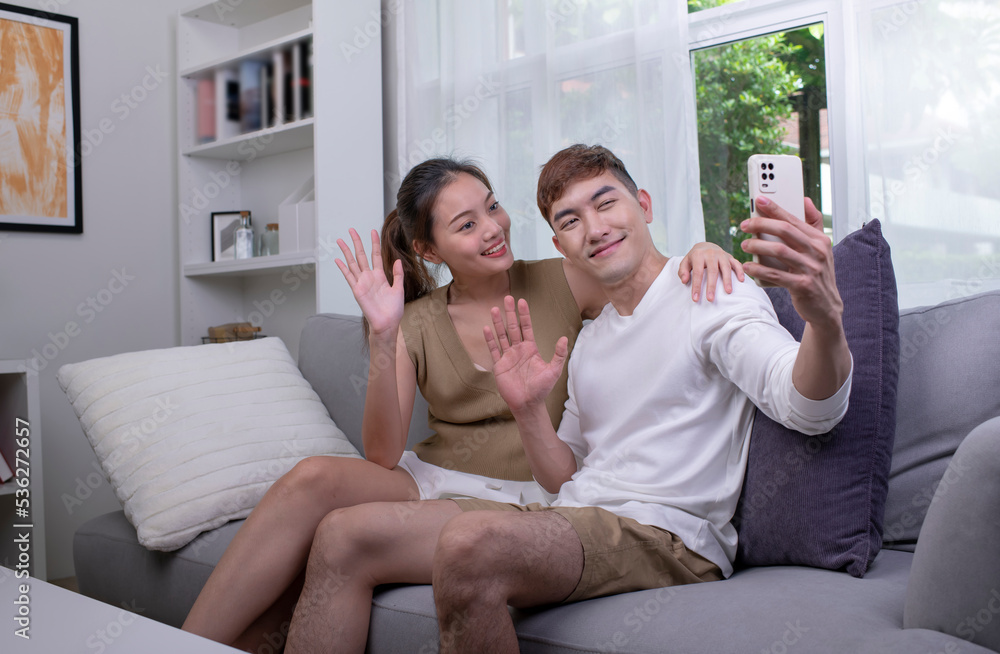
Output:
[0, 0, 192, 580]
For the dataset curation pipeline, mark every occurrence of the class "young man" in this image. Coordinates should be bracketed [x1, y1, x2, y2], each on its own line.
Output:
[284, 145, 853, 654]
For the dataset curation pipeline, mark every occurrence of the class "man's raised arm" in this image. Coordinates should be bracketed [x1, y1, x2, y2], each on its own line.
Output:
[739, 196, 853, 401]
[484, 296, 578, 493]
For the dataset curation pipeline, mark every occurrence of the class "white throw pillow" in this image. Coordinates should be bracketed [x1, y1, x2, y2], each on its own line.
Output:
[57, 337, 361, 551]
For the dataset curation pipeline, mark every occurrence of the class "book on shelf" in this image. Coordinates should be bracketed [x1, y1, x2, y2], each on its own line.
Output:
[272, 49, 285, 127]
[215, 68, 241, 140]
[298, 40, 312, 119]
[197, 38, 312, 142]
[239, 60, 264, 133]
[196, 77, 216, 144]
[261, 61, 275, 129]
[291, 44, 302, 122]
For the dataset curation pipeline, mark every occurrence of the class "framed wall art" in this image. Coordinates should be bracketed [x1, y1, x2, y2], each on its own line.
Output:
[0, 3, 82, 234]
[211, 211, 249, 261]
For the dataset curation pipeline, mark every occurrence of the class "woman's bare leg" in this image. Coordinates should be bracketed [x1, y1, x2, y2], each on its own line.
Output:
[181, 456, 419, 645]
[229, 572, 304, 653]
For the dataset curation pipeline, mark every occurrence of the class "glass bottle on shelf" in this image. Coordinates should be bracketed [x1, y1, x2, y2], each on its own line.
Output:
[261, 223, 279, 256]
[234, 211, 254, 260]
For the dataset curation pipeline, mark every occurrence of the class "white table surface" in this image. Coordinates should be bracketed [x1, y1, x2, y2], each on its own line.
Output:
[1, 568, 238, 653]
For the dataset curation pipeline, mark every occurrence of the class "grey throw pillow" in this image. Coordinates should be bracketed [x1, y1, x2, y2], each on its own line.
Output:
[733, 219, 900, 577]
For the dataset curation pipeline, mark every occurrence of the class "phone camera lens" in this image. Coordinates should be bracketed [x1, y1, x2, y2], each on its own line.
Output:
[768, 173, 775, 180]
[767, 163, 774, 170]
[762, 173, 767, 180]
[761, 163, 767, 170]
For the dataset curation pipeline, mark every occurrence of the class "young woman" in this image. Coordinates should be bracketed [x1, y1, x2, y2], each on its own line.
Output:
[182, 158, 743, 650]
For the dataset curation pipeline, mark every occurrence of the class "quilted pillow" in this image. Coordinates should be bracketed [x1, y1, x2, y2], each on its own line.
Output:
[733, 219, 900, 577]
[57, 337, 361, 551]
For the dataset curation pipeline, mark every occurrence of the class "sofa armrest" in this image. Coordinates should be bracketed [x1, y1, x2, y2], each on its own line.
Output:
[904, 415, 1000, 651]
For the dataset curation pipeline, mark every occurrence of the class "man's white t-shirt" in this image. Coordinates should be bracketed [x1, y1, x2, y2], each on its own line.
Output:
[551, 257, 851, 577]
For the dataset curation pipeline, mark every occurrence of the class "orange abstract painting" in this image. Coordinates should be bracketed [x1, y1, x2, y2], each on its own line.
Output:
[0, 5, 79, 233]
[0, 18, 67, 218]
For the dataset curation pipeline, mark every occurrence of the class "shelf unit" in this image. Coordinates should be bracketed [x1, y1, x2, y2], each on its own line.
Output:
[176, 0, 385, 356]
[0, 361, 46, 580]
[177, 0, 318, 356]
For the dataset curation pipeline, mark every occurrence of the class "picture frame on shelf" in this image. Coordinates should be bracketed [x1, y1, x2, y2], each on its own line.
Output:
[0, 3, 82, 234]
[211, 211, 249, 261]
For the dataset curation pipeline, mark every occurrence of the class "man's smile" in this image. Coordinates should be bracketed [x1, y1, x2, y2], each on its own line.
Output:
[589, 235, 626, 258]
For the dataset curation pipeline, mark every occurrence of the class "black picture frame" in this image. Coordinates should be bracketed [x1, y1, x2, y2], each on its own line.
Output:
[0, 2, 83, 234]
[212, 211, 249, 261]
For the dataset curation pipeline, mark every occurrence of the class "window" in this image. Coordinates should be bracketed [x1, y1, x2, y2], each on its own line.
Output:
[390, 0, 1000, 308]
[391, 1, 702, 263]
[857, 0, 1000, 307]
[691, 22, 831, 261]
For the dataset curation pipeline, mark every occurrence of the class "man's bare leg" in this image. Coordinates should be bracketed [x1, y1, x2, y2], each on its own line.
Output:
[182, 456, 419, 646]
[286, 499, 464, 654]
[433, 510, 584, 654]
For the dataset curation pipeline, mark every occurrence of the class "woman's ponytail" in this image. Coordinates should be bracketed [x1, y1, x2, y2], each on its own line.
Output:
[381, 208, 435, 305]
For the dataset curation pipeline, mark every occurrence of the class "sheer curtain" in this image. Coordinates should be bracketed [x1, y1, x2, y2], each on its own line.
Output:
[854, 0, 1000, 308]
[387, 0, 704, 263]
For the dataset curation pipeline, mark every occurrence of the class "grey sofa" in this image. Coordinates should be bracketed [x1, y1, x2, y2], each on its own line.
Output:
[74, 290, 1000, 653]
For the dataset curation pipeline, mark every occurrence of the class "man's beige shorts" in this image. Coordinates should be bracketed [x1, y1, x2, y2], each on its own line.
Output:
[452, 499, 723, 603]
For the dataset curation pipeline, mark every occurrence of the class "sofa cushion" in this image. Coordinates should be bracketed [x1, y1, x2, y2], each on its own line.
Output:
[734, 219, 900, 577]
[74, 511, 244, 628]
[297, 313, 434, 455]
[58, 337, 360, 551]
[882, 289, 1000, 551]
[366, 550, 989, 654]
[904, 416, 1000, 651]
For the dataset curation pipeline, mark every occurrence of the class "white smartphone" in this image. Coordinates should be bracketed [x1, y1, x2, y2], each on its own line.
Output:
[747, 154, 806, 285]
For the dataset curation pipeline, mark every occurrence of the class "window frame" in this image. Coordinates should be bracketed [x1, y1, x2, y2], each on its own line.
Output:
[687, 0, 864, 244]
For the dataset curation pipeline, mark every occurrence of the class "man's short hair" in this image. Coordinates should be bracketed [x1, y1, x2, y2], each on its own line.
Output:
[536, 144, 639, 223]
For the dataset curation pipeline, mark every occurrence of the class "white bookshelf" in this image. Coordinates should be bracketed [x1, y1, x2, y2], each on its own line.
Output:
[176, 0, 316, 355]
[175, 0, 384, 356]
[0, 360, 45, 580]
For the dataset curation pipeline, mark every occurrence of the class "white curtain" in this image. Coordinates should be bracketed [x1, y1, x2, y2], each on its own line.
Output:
[388, 0, 704, 262]
[855, 0, 1000, 308]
